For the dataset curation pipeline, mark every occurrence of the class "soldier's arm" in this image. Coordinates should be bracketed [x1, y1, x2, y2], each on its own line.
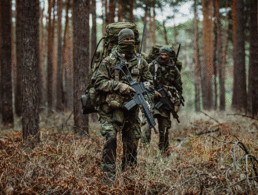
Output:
[94, 59, 116, 93]
[174, 67, 183, 95]
[142, 59, 154, 85]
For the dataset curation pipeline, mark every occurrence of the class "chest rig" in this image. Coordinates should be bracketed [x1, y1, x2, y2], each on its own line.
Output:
[151, 60, 179, 87]
[112, 50, 141, 83]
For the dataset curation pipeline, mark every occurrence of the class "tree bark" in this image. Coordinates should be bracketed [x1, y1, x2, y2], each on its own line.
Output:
[221, 1, 229, 111]
[117, 2, 123, 22]
[102, 0, 106, 37]
[194, 0, 201, 112]
[214, 0, 225, 111]
[143, 5, 148, 53]
[213, 0, 218, 110]
[201, 0, 213, 110]
[105, 0, 108, 26]
[163, 20, 169, 45]
[232, 0, 247, 112]
[73, 0, 89, 135]
[52, 0, 57, 110]
[39, 6, 45, 111]
[172, 0, 177, 47]
[153, 6, 156, 44]
[248, 0, 258, 116]
[47, 0, 53, 114]
[91, 0, 97, 60]
[1, 0, 14, 126]
[148, 7, 153, 50]
[15, 0, 23, 117]
[56, 0, 64, 111]
[0, 0, 1, 115]
[63, 0, 70, 110]
[21, 0, 40, 142]
[108, 0, 115, 23]
[91, 0, 98, 122]
[130, 0, 134, 22]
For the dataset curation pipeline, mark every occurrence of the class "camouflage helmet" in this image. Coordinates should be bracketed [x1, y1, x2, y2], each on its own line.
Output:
[159, 46, 173, 57]
[118, 28, 135, 43]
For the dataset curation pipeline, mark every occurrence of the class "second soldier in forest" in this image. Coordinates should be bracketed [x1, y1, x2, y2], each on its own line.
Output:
[142, 46, 183, 153]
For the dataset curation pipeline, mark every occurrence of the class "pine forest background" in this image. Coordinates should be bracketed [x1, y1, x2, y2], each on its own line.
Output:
[1, 0, 258, 194]
[0, 0, 257, 137]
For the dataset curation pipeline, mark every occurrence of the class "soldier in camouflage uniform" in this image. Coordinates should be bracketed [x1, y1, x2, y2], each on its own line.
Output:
[93, 28, 154, 179]
[142, 46, 183, 153]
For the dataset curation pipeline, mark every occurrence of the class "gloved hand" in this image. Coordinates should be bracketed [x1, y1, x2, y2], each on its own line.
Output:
[154, 90, 162, 98]
[114, 82, 135, 95]
[174, 105, 180, 113]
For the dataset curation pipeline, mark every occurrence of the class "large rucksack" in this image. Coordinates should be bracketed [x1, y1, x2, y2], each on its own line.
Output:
[81, 22, 141, 114]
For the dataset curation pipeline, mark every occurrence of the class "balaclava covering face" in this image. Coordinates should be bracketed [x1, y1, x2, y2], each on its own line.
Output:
[118, 28, 135, 58]
[157, 46, 173, 65]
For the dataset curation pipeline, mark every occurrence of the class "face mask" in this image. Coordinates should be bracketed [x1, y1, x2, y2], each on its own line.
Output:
[118, 41, 135, 58]
[157, 55, 169, 64]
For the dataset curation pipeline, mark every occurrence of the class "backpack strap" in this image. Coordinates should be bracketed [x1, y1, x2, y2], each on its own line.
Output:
[152, 60, 159, 81]
[114, 69, 120, 82]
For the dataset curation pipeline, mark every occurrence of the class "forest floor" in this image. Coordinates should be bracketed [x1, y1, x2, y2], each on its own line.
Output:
[1, 111, 258, 194]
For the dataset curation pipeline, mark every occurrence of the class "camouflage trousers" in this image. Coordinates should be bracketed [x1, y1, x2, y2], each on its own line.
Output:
[142, 114, 171, 152]
[99, 110, 141, 176]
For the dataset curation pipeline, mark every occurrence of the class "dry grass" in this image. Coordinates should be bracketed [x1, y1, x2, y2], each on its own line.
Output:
[1, 111, 258, 194]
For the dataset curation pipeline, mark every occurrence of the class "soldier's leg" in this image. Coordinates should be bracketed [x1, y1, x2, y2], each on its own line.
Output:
[100, 120, 117, 177]
[122, 116, 141, 171]
[141, 115, 151, 144]
[157, 116, 171, 153]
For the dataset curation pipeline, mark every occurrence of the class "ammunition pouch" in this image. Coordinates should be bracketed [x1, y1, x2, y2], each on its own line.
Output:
[105, 93, 124, 110]
[81, 87, 98, 114]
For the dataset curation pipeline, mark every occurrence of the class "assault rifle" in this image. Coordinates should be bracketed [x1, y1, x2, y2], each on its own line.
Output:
[154, 81, 180, 123]
[113, 59, 158, 134]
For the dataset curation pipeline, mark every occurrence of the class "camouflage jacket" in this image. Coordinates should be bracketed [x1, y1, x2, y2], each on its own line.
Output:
[149, 58, 183, 117]
[93, 48, 154, 112]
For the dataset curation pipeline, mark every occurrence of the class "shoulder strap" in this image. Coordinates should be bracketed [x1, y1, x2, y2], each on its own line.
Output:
[152, 60, 159, 81]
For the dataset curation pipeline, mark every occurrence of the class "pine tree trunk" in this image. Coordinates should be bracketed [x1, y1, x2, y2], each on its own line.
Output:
[172, 0, 177, 47]
[105, 0, 108, 26]
[15, 0, 23, 117]
[52, 0, 57, 110]
[194, 0, 201, 112]
[91, 0, 98, 122]
[63, 0, 69, 110]
[102, 0, 106, 37]
[201, 0, 213, 110]
[163, 20, 169, 45]
[0, 0, 2, 115]
[130, 0, 134, 22]
[118, 2, 123, 22]
[1, 0, 14, 127]
[232, 0, 247, 112]
[143, 5, 148, 53]
[221, 1, 229, 111]
[148, 7, 153, 51]
[21, 0, 40, 142]
[214, 0, 225, 111]
[47, 0, 53, 114]
[56, 0, 63, 112]
[109, 0, 115, 23]
[91, 0, 97, 60]
[248, 0, 258, 116]
[39, 6, 45, 111]
[73, 0, 89, 135]
[153, 6, 156, 44]
[213, 0, 218, 110]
